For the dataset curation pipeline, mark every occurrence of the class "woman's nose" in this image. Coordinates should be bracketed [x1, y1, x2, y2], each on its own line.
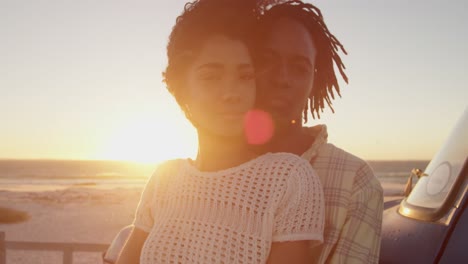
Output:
[221, 90, 241, 104]
[220, 79, 243, 104]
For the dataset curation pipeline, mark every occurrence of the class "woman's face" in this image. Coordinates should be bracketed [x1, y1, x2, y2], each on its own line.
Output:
[185, 34, 256, 138]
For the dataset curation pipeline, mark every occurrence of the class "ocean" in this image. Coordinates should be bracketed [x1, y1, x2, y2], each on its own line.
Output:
[0, 159, 155, 190]
[0, 159, 430, 193]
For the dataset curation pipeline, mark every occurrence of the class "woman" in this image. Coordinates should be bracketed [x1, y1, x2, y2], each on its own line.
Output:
[116, 0, 324, 263]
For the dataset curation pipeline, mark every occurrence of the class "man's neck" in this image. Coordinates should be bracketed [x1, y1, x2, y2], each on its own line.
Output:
[268, 124, 315, 156]
[195, 131, 255, 172]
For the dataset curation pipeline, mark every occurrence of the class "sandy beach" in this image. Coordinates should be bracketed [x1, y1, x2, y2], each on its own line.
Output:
[0, 185, 142, 264]
[0, 181, 405, 264]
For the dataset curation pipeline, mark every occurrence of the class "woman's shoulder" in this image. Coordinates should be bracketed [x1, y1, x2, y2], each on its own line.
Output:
[155, 158, 187, 173]
[257, 152, 315, 178]
[147, 158, 187, 182]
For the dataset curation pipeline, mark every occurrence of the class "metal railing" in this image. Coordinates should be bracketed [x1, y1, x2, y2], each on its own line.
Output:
[0, 231, 109, 264]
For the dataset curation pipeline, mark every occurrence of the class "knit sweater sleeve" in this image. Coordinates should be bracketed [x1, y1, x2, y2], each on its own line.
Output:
[272, 158, 325, 244]
[132, 160, 179, 233]
[132, 170, 158, 233]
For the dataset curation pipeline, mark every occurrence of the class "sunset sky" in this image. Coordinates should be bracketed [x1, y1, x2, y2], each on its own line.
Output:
[1, 0, 467, 162]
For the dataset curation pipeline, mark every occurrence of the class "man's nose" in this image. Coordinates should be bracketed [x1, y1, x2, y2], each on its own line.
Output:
[273, 63, 291, 89]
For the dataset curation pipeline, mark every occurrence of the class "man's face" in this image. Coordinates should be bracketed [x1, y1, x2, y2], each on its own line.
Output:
[255, 17, 317, 127]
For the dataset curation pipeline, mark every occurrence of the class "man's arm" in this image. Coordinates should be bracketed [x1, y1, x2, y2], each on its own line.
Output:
[115, 228, 149, 264]
[328, 164, 384, 264]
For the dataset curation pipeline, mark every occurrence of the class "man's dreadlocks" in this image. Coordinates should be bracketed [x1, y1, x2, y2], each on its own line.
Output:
[257, 0, 348, 121]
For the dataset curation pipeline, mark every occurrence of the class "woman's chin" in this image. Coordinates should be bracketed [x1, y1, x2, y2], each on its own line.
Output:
[198, 125, 245, 140]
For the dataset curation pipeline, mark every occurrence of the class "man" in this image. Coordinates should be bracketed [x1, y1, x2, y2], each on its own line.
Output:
[253, 1, 384, 263]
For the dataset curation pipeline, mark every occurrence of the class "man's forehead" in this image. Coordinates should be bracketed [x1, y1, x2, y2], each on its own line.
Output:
[260, 18, 317, 60]
[261, 46, 314, 63]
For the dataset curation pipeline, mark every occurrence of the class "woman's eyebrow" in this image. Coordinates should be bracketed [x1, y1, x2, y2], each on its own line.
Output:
[196, 63, 224, 70]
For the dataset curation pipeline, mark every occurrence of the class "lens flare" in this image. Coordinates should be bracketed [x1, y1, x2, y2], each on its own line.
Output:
[244, 109, 274, 145]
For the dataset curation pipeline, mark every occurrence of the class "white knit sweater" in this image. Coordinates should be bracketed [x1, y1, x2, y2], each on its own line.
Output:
[133, 152, 324, 264]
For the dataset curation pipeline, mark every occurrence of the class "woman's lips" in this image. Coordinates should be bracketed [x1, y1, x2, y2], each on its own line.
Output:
[222, 114, 244, 119]
[217, 112, 246, 120]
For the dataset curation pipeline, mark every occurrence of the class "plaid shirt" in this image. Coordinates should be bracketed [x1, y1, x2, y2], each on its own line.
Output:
[301, 125, 383, 264]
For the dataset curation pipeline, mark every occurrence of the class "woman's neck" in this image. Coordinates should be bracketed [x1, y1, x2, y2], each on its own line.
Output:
[194, 131, 255, 172]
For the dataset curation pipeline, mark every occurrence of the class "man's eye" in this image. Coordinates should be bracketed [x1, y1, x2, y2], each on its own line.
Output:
[291, 63, 311, 75]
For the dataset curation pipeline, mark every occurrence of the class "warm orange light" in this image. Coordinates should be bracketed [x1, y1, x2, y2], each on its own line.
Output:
[98, 113, 197, 163]
[244, 109, 274, 145]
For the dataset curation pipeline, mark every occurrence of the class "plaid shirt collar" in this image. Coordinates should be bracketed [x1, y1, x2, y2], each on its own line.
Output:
[301, 124, 329, 161]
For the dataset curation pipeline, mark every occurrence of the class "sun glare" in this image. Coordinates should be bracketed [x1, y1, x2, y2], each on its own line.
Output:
[99, 112, 197, 164]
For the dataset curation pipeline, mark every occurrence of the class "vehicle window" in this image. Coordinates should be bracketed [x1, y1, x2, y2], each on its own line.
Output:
[406, 109, 467, 209]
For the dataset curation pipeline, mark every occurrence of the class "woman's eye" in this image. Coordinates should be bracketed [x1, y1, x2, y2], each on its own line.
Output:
[199, 72, 222, 81]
